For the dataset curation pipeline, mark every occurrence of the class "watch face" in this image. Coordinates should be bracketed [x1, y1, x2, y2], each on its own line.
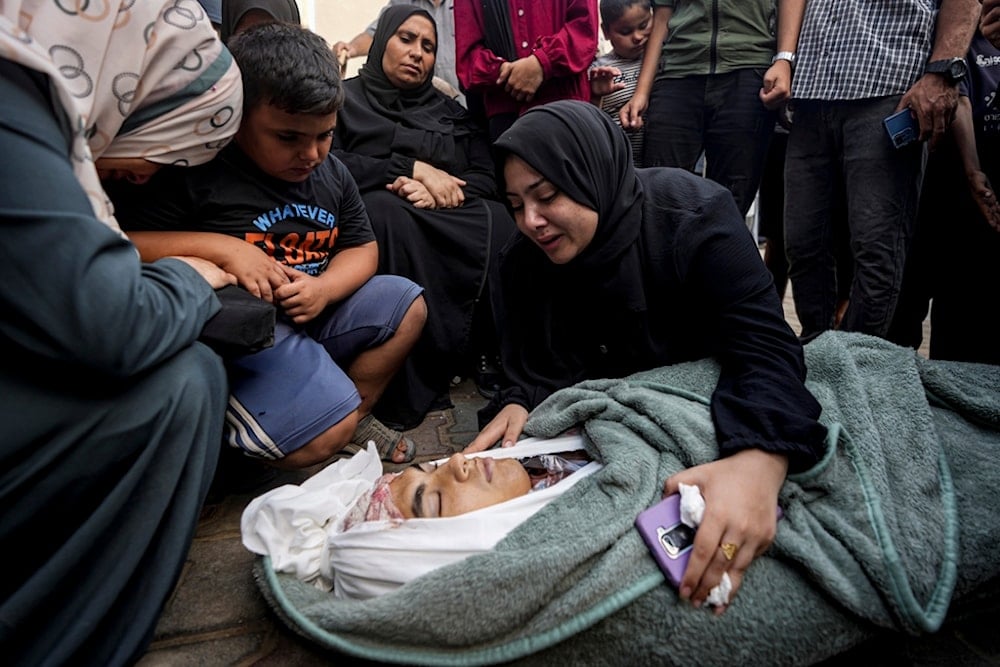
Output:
[949, 59, 968, 80]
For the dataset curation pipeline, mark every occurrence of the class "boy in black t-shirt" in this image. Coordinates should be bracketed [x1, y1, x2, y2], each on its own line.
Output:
[112, 23, 427, 468]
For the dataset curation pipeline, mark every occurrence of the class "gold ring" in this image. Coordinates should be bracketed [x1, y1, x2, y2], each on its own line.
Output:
[720, 542, 739, 561]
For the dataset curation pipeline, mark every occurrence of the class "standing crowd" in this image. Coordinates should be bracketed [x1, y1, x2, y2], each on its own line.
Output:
[1, 0, 996, 664]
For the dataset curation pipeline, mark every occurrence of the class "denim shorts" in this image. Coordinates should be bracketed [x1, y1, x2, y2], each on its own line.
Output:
[224, 275, 423, 459]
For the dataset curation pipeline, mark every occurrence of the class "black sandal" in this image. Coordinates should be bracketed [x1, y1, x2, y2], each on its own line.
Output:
[352, 414, 416, 463]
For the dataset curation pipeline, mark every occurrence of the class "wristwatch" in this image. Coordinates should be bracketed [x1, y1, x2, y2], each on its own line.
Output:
[925, 57, 968, 84]
[771, 51, 796, 66]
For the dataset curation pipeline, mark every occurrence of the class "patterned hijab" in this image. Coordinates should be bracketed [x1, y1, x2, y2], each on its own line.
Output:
[0, 0, 242, 229]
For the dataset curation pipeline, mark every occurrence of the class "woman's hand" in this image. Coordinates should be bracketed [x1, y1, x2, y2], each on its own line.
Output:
[273, 264, 330, 324]
[663, 449, 788, 614]
[463, 404, 529, 453]
[412, 161, 467, 209]
[172, 256, 237, 290]
[388, 176, 437, 209]
[219, 243, 290, 303]
[498, 56, 544, 102]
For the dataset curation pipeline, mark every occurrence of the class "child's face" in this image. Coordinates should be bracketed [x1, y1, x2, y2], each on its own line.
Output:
[235, 103, 337, 182]
[604, 4, 653, 60]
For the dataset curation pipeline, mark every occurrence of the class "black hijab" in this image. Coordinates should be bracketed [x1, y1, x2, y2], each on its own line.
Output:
[358, 5, 454, 133]
[220, 0, 301, 42]
[493, 100, 644, 274]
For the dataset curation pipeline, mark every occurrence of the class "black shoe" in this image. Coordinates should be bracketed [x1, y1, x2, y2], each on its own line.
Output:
[474, 353, 503, 400]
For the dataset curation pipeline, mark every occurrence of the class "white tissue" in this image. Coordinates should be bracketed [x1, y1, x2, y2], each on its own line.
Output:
[675, 482, 732, 607]
[677, 482, 705, 526]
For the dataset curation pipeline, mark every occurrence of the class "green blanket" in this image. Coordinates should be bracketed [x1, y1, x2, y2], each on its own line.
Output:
[254, 332, 1000, 665]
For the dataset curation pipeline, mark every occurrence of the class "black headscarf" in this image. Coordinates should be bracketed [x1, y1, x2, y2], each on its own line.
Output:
[493, 100, 644, 274]
[220, 0, 301, 42]
[358, 5, 454, 133]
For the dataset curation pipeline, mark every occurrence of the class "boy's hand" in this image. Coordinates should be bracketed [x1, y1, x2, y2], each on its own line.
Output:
[498, 56, 544, 102]
[589, 66, 625, 98]
[221, 244, 289, 303]
[273, 264, 329, 324]
[388, 176, 437, 209]
[412, 161, 466, 208]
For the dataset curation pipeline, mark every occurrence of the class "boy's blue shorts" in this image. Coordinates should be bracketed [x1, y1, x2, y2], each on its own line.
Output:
[223, 275, 423, 459]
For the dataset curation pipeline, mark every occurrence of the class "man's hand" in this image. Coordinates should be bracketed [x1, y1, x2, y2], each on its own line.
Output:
[900, 74, 960, 146]
[968, 170, 1000, 231]
[759, 60, 793, 109]
[464, 404, 529, 452]
[619, 91, 649, 130]
[982, 0, 1000, 48]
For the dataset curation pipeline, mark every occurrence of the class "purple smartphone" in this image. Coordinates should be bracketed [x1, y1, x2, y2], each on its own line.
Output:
[635, 494, 695, 587]
[635, 494, 784, 588]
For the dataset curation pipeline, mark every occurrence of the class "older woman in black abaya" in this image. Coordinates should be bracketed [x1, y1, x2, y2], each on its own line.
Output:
[466, 100, 828, 613]
[333, 5, 516, 429]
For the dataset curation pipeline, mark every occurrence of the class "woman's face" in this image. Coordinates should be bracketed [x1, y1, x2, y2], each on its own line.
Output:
[382, 14, 437, 90]
[504, 155, 599, 264]
[390, 453, 531, 518]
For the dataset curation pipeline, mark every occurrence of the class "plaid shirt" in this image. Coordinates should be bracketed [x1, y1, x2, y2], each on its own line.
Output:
[793, 0, 938, 100]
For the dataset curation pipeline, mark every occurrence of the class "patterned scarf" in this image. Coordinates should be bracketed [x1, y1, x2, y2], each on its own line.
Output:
[0, 0, 242, 229]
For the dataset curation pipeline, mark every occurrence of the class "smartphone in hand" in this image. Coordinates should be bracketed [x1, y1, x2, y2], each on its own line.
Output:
[884, 108, 919, 149]
[635, 494, 696, 588]
[635, 494, 784, 588]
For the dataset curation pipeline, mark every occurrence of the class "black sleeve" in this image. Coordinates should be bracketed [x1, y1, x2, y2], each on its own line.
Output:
[672, 185, 827, 471]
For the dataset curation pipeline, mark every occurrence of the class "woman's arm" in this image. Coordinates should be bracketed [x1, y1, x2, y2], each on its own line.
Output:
[662, 183, 826, 611]
[454, 0, 506, 93]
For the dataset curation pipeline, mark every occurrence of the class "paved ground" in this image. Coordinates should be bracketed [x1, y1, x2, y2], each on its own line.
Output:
[137, 287, 983, 667]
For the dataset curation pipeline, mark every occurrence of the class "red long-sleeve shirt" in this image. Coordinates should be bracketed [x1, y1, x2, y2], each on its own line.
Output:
[455, 0, 598, 119]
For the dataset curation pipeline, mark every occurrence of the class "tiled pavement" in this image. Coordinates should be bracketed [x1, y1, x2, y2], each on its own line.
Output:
[137, 289, 964, 667]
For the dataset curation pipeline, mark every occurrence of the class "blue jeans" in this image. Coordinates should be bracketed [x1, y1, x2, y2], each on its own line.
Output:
[784, 97, 925, 340]
[643, 68, 775, 216]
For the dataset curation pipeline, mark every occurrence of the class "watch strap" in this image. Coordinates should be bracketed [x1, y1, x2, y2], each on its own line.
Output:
[772, 51, 796, 66]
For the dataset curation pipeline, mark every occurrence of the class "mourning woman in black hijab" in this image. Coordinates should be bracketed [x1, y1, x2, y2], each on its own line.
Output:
[333, 5, 515, 429]
[466, 100, 827, 613]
